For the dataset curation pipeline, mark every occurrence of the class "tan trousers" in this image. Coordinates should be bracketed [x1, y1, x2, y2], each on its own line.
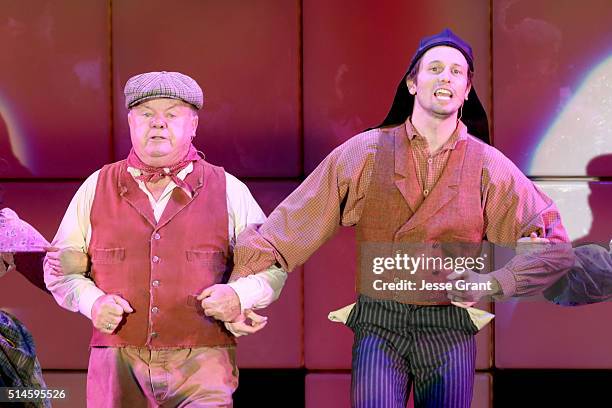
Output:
[86, 346, 238, 408]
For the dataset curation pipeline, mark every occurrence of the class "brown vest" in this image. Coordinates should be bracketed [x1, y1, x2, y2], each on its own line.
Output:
[88, 159, 235, 348]
[356, 124, 485, 304]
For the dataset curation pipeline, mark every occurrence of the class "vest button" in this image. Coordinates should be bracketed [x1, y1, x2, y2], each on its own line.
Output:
[152, 280, 160, 287]
[153, 233, 161, 240]
[151, 306, 159, 314]
[150, 332, 158, 338]
[423, 189, 429, 196]
[152, 256, 160, 263]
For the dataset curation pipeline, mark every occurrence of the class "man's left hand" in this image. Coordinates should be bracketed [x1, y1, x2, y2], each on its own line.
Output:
[197, 284, 241, 322]
[225, 310, 269, 337]
[446, 269, 501, 303]
[47, 249, 89, 276]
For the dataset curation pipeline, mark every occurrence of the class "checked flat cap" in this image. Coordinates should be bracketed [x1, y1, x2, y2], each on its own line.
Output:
[124, 71, 204, 109]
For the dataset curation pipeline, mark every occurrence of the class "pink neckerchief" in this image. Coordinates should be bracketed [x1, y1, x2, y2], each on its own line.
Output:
[126, 145, 201, 195]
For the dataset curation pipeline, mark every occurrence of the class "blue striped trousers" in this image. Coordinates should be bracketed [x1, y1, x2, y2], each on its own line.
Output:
[347, 296, 478, 408]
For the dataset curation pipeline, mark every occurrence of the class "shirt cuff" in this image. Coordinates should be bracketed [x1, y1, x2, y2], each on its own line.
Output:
[227, 277, 262, 312]
[489, 267, 517, 299]
[78, 286, 106, 320]
[229, 266, 288, 312]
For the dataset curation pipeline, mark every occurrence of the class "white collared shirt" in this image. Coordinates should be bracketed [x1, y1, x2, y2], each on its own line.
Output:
[44, 163, 287, 332]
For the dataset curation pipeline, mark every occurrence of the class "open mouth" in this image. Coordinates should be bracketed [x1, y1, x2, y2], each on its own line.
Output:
[434, 88, 453, 100]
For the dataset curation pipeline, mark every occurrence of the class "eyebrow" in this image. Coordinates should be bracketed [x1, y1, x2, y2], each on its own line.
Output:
[427, 60, 467, 68]
[164, 102, 183, 110]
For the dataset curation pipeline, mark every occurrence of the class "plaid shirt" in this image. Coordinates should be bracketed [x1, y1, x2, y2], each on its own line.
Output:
[230, 120, 571, 298]
[0, 310, 49, 408]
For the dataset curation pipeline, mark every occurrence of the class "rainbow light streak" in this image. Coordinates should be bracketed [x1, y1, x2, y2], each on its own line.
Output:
[0, 93, 31, 171]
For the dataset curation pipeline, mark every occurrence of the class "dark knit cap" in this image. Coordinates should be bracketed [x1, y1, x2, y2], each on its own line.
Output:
[374, 28, 489, 144]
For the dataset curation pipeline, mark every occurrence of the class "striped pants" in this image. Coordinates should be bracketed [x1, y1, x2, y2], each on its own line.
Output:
[347, 296, 478, 408]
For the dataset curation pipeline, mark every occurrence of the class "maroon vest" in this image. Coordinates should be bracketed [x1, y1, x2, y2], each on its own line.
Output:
[356, 124, 486, 304]
[88, 159, 235, 348]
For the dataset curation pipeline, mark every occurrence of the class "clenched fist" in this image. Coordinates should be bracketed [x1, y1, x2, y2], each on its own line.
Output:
[92, 294, 134, 334]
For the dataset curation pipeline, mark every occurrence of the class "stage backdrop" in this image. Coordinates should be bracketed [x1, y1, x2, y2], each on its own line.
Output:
[1, 1, 610, 407]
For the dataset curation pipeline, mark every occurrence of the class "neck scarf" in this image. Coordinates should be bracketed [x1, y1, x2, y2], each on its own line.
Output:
[126, 144, 201, 195]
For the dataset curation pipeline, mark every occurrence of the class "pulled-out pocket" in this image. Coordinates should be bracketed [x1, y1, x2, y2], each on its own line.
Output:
[328, 302, 359, 330]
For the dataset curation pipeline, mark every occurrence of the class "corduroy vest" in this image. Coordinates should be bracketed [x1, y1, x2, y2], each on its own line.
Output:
[356, 124, 485, 304]
[88, 159, 235, 348]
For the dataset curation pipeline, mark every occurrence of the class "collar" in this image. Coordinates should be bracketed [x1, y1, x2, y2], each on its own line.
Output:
[127, 162, 195, 197]
[404, 118, 467, 151]
[127, 161, 194, 179]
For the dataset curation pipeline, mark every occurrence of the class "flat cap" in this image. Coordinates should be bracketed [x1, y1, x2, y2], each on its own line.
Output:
[124, 71, 204, 109]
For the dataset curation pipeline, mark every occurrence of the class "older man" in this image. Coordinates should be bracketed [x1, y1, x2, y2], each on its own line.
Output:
[44, 71, 286, 407]
[206, 29, 573, 407]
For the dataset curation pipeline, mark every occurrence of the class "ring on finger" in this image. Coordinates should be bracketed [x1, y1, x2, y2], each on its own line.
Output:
[106, 322, 113, 330]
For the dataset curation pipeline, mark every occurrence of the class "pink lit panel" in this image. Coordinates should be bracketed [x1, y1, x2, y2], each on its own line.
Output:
[243, 181, 301, 216]
[2, 270, 91, 369]
[303, 0, 490, 173]
[236, 267, 303, 368]
[303, 227, 356, 369]
[0, 0, 111, 178]
[0, 182, 80, 240]
[493, 0, 612, 176]
[0, 182, 90, 368]
[42, 371, 88, 408]
[112, 0, 300, 177]
[495, 301, 612, 368]
[237, 181, 303, 368]
[494, 181, 612, 368]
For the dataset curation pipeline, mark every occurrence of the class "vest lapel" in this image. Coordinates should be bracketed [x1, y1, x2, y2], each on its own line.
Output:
[394, 125, 422, 214]
[118, 163, 156, 227]
[396, 138, 467, 235]
[156, 161, 206, 230]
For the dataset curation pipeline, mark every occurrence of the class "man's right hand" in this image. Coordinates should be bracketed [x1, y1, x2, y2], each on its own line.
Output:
[0, 252, 15, 278]
[516, 232, 550, 255]
[91, 294, 134, 334]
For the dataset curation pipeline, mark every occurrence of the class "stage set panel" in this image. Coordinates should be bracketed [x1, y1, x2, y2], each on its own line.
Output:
[495, 181, 612, 368]
[0, 0, 111, 178]
[237, 181, 303, 368]
[303, 228, 492, 370]
[236, 266, 303, 369]
[305, 372, 492, 408]
[493, 0, 612, 176]
[112, 0, 301, 178]
[0, 182, 91, 369]
[42, 370, 87, 408]
[0, 182, 81, 240]
[303, 0, 491, 174]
